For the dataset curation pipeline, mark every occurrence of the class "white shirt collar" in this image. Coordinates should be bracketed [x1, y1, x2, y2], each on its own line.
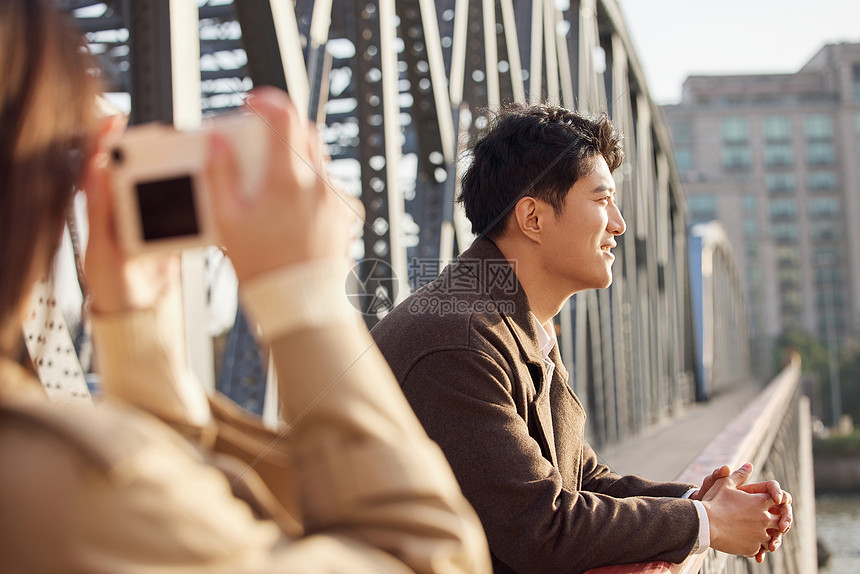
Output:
[530, 313, 557, 360]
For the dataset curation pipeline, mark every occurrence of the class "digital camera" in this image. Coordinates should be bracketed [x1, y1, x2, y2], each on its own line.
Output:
[109, 113, 268, 253]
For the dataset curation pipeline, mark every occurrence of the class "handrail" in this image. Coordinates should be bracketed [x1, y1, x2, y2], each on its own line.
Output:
[672, 354, 800, 574]
[586, 354, 802, 574]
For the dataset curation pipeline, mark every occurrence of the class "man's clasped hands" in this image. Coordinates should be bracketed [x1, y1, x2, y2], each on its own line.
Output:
[689, 462, 793, 562]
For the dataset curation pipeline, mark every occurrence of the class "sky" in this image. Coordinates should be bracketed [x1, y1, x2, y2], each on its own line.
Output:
[615, 0, 860, 105]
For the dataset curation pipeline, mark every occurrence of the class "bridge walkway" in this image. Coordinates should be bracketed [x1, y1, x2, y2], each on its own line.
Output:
[588, 359, 817, 574]
[600, 381, 763, 483]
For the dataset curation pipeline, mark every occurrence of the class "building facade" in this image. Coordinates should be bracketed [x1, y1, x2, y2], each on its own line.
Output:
[662, 43, 860, 364]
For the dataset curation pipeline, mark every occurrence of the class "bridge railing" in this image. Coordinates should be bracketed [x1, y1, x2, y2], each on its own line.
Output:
[586, 354, 816, 574]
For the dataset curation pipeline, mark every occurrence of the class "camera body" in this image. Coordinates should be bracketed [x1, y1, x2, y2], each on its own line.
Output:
[109, 113, 268, 253]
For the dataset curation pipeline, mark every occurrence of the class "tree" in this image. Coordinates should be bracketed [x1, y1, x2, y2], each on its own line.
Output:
[772, 330, 860, 426]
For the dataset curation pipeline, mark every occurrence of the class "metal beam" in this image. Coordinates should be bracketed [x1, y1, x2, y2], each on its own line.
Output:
[528, 0, 543, 103]
[379, 0, 408, 302]
[481, 0, 500, 108]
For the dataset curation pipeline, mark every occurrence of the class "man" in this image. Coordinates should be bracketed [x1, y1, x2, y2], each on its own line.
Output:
[371, 104, 792, 573]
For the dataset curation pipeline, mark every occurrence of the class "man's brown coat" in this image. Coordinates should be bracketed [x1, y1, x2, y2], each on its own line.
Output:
[372, 238, 701, 574]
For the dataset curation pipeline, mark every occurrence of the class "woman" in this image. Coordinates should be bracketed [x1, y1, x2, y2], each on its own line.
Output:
[0, 1, 489, 572]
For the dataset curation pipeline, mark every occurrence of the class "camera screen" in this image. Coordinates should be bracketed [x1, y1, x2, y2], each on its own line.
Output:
[135, 175, 200, 241]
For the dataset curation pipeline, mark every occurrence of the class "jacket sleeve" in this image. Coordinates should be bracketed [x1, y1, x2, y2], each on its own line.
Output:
[248, 263, 492, 574]
[93, 283, 212, 431]
[401, 348, 700, 574]
[0, 401, 423, 574]
[87, 260, 491, 574]
[579, 440, 697, 499]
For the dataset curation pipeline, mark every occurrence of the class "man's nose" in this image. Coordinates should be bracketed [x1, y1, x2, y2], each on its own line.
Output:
[608, 202, 626, 236]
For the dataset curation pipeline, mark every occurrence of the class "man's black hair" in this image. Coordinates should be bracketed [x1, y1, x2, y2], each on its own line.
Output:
[458, 103, 623, 239]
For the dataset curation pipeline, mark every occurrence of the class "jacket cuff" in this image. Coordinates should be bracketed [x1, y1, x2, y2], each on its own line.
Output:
[90, 289, 211, 427]
[239, 259, 358, 342]
[682, 489, 710, 554]
[691, 500, 710, 553]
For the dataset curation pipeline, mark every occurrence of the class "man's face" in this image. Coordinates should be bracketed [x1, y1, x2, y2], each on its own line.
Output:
[538, 155, 626, 294]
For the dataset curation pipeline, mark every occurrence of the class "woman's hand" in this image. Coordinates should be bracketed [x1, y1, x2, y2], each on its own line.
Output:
[80, 115, 181, 314]
[81, 87, 362, 312]
[205, 87, 364, 284]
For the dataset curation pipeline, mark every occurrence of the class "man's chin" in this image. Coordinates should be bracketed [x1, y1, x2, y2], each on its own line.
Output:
[596, 270, 614, 290]
[568, 272, 614, 293]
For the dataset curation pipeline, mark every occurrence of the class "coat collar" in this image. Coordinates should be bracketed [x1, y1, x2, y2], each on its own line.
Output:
[456, 238, 568, 384]
[457, 239, 568, 468]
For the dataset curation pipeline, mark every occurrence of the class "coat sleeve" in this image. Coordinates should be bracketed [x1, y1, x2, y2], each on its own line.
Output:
[93, 285, 213, 432]
[0, 405, 420, 574]
[401, 348, 701, 574]
[262, 319, 491, 574]
[82, 261, 491, 574]
[579, 440, 697, 499]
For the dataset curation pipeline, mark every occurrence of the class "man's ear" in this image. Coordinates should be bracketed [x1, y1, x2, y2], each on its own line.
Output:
[512, 196, 544, 244]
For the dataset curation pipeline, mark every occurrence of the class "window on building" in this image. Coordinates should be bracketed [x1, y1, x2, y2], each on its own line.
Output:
[722, 145, 752, 169]
[781, 303, 803, 327]
[783, 314, 804, 332]
[809, 197, 840, 218]
[688, 194, 716, 223]
[815, 266, 843, 284]
[814, 247, 840, 263]
[764, 116, 791, 141]
[778, 267, 801, 289]
[746, 243, 758, 258]
[853, 64, 860, 103]
[769, 198, 797, 220]
[771, 222, 799, 243]
[672, 121, 692, 145]
[721, 117, 748, 142]
[855, 111, 860, 134]
[817, 313, 847, 339]
[743, 195, 757, 211]
[748, 266, 762, 285]
[832, 309, 847, 335]
[766, 173, 796, 193]
[804, 114, 833, 140]
[782, 306, 803, 323]
[817, 291, 845, 306]
[749, 288, 763, 307]
[806, 141, 835, 165]
[810, 222, 840, 242]
[744, 219, 758, 238]
[780, 288, 802, 308]
[808, 171, 838, 191]
[753, 94, 779, 106]
[776, 246, 799, 267]
[675, 148, 694, 171]
[764, 143, 793, 167]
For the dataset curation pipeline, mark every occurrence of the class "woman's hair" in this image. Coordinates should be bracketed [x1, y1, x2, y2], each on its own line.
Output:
[0, 0, 99, 352]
